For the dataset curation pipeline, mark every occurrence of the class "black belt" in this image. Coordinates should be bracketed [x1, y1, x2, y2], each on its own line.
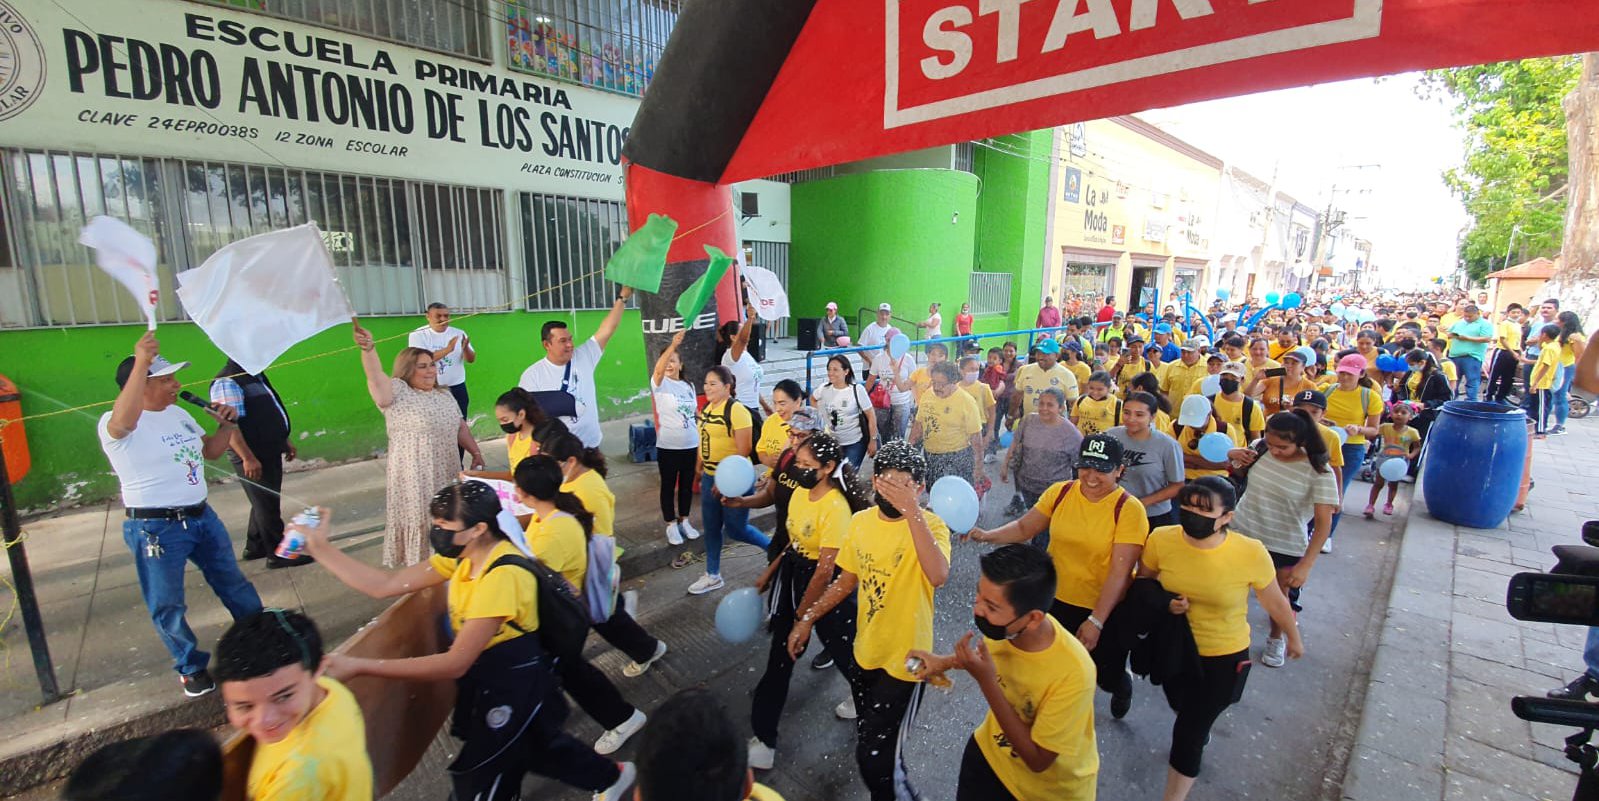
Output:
[125, 503, 208, 520]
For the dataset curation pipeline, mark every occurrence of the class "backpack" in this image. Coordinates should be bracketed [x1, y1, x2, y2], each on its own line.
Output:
[584, 534, 621, 623]
[1046, 480, 1132, 524]
[484, 554, 590, 659]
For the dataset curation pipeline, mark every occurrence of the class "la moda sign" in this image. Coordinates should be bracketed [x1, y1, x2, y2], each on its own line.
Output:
[888, 0, 1380, 127]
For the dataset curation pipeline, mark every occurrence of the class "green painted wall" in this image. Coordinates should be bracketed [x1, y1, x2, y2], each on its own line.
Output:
[974, 130, 1052, 332]
[0, 312, 649, 512]
[790, 170, 979, 336]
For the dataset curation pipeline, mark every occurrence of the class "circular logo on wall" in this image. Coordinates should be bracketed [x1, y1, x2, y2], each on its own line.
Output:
[0, 0, 46, 123]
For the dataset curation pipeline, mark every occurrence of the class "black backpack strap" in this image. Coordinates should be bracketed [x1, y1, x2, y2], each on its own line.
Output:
[1242, 397, 1256, 438]
[484, 554, 538, 634]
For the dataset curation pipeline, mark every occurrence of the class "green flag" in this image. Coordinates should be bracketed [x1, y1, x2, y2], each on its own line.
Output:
[675, 245, 734, 323]
[604, 213, 677, 293]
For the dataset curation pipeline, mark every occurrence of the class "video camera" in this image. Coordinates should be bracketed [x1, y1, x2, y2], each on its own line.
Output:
[1507, 521, 1599, 801]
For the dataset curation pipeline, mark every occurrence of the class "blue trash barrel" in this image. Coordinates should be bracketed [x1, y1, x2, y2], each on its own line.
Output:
[1420, 401, 1528, 529]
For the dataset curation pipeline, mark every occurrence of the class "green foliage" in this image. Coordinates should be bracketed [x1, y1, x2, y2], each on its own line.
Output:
[1421, 58, 1581, 281]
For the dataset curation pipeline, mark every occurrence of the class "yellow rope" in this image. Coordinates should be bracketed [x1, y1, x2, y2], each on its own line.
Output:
[0, 208, 733, 429]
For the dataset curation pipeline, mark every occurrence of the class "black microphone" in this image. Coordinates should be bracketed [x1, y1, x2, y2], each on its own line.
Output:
[178, 391, 213, 411]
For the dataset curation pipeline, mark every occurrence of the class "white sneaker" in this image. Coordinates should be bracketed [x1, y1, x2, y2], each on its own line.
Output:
[680, 520, 701, 540]
[665, 523, 684, 546]
[592, 760, 636, 801]
[1261, 636, 1287, 668]
[687, 573, 725, 595]
[595, 709, 647, 755]
[623, 640, 668, 678]
[748, 736, 776, 770]
[835, 696, 858, 720]
[1320, 538, 1333, 554]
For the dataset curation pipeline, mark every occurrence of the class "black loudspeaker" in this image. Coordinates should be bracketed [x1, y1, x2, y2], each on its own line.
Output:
[797, 317, 821, 351]
[750, 321, 768, 362]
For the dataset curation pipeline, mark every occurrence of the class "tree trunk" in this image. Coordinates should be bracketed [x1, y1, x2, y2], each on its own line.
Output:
[1563, 52, 1599, 280]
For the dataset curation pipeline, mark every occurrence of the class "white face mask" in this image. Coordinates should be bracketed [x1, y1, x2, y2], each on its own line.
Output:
[964, 371, 979, 382]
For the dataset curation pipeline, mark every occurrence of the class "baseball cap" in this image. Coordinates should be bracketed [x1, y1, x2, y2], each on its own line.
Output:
[1206, 352, 1224, 364]
[1144, 344, 1161, 355]
[1336, 354, 1368, 375]
[1293, 389, 1328, 409]
[1076, 434, 1124, 473]
[826, 301, 838, 311]
[1219, 361, 1247, 378]
[1191, 335, 1212, 350]
[878, 302, 892, 312]
[787, 407, 824, 433]
[1283, 346, 1316, 365]
[1035, 337, 1061, 354]
[1154, 323, 1173, 335]
[115, 354, 189, 388]
[1178, 394, 1212, 427]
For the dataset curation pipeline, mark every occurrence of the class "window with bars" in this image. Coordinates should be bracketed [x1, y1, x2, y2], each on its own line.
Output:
[967, 271, 1011, 316]
[518, 191, 630, 311]
[505, 0, 680, 97]
[0, 148, 508, 327]
[203, 0, 492, 61]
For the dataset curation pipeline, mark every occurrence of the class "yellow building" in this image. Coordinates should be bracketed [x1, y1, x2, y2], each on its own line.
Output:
[1045, 117, 1221, 318]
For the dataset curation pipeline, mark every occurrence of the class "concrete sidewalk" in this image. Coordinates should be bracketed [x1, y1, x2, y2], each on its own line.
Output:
[0, 413, 753, 794]
[1345, 422, 1599, 801]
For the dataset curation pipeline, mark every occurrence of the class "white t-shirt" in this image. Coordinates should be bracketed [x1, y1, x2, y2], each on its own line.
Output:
[97, 405, 210, 509]
[721, 349, 765, 408]
[652, 376, 699, 451]
[814, 382, 871, 446]
[869, 352, 917, 407]
[408, 325, 470, 387]
[859, 321, 894, 349]
[923, 312, 943, 340]
[519, 338, 604, 447]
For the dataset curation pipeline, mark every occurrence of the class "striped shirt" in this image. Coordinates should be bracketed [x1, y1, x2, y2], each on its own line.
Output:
[1230, 454, 1341, 557]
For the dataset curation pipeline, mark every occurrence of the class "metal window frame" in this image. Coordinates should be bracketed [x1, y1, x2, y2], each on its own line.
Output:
[502, 0, 678, 97]
[191, 0, 493, 63]
[516, 189, 631, 312]
[967, 271, 1012, 317]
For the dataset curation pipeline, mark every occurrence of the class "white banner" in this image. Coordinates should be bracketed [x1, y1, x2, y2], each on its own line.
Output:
[78, 215, 159, 330]
[741, 264, 790, 321]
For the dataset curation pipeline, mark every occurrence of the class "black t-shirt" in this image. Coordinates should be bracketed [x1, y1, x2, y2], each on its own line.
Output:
[767, 449, 802, 560]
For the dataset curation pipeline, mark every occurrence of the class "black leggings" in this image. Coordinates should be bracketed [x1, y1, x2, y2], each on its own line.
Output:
[855, 668, 925, 801]
[658, 447, 696, 522]
[956, 736, 1021, 801]
[591, 593, 660, 665]
[1049, 601, 1133, 697]
[1487, 350, 1520, 403]
[1162, 649, 1251, 777]
[557, 655, 636, 731]
[750, 554, 859, 748]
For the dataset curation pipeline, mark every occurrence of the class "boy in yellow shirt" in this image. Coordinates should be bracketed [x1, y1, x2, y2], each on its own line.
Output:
[215, 609, 373, 801]
[909, 545, 1100, 801]
[1072, 371, 1123, 436]
[1529, 323, 1562, 438]
[789, 441, 951, 801]
[908, 342, 949, 402]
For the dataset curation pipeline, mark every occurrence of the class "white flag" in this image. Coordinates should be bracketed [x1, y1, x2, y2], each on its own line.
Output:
[176, 223, 354, 375]
[741, 264, 790, 321]
[79, 216, 159, 330]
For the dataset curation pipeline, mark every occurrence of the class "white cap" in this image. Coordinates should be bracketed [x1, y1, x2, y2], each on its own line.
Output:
[1219, 361, 1247, 378]
[1178, 394, 1212, 427]
[878, 302, 892, 312]
[826, 301, 838, 310]
[148, 355, 188, 378]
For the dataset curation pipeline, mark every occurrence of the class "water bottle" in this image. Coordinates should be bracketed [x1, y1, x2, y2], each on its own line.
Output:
[276, 507, 319, 559]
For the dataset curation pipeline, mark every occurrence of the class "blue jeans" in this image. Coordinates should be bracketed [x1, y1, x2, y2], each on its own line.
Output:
[842, 438, 869, 470]
[700, 480, 770, 576]
[122, 506, 263, 676]
[1451, 354, 1483, 401]
[1328, 442, 1368, 537]
[1584, 627, 1599, 681]
[1555, 364, 1574, 426]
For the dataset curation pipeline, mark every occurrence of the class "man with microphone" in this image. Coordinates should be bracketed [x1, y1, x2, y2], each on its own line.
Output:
[98, 332, 264, 699]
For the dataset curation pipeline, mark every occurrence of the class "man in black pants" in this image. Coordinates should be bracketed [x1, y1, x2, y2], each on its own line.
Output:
[210, 360, 306, 568]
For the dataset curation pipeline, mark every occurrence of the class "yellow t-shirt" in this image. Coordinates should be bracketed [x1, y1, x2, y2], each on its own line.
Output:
[247, 677, 373, 801]
[1533, 345, 1561, 391]
[1324, 386, 1383, 446]
[507, 431, 535, 471]
[1244, 358, 1280, 389]
[523, 512, 588, 592]
[430, 540, 539, 648]
[974, 616, 1100, 801]
[1112, 357, 1151, 389]
[699, 399, 752, 475]
[1161, 360, 1209, 413]
[1268, 341, 1297, 361]
[835, 509, 952, 682]
[748, 784, 787, 801]
[1212, 395, 1266, 443]
[1154, 409, 1175, 437]
[1065, 359, 1092, 389]
[1175, 417, 1229, 477]
[1497, 320, 1524, 351]
[1142, 526, 1277, 656]
[787, 487, 851, 560]
[1014, 363, 1081, 416]
[1260, 376, 1318, 417]
[1440, 312, 1462, 341]
[562, 468, 614, 536]
[1439, 359, 1458, 385]
[1034, 482, 1149, 608]
[1316, 424, 1345, 468]
[1072, 395, 1122, 436]
[1563, 333, 1587, 367]
[1378, 423, 1421, 460]
[916, 388, 984, 454]
[909, 367, 934, 401]
[959, 380, 997, 421]
[756, 413, 791, 463]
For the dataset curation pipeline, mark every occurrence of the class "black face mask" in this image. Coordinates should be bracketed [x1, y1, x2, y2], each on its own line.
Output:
[429, 525, 467, 559]
[1219, 378, 1240, 395]
[973, 613, 1022, 641]
[793, 467, 820, 489]
[876, 497, 904, 519]
[1177, 509, 1222, 539]
[499, 420, 521, 435]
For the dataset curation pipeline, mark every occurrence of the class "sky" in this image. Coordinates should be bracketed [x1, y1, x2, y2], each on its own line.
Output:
[1138, 72, 1471, 290]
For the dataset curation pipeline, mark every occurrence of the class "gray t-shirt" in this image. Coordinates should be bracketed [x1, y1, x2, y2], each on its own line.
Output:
[1010, 414, 1082, 497]
[1105, 426, 1185, 516]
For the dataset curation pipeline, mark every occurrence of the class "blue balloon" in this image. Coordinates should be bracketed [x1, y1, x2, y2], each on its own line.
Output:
[1216, 288, 1231, 301]
[714, 587, 763, 643]
[929, 475, 980, 532]
[1283, 293, 1303, 310]
[1265, 292, 1281, 306]
[713, 455, 756, 497]
[1200, 374, 1223, 397]
[1378, 457, 1409, 483]
[1197, 432, 1233, 463]
[1330, 302, 1346, 316]
[888, 333, 910, 360]
[998, 430, 1014, 449]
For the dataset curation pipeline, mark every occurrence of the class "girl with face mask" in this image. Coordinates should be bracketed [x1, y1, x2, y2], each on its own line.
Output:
[747, 432, 873, 771]
[1139, 477, 1302, 801]
[293, 482, 637, 801]
[461, 387, 550, 484]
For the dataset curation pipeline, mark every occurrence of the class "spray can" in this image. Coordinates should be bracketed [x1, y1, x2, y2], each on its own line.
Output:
[276, 507, 319, 559]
